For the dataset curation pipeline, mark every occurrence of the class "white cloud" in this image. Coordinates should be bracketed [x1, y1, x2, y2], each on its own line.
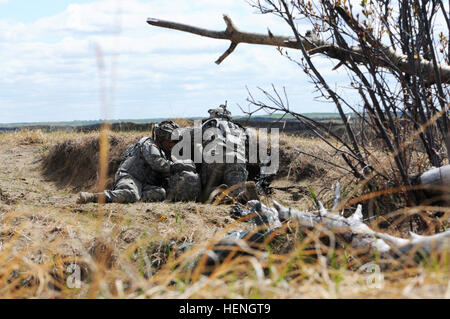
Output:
[0, 0, 343, 123]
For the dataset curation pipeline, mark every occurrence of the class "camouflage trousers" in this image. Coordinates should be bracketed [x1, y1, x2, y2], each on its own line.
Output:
[104, 175, 166, 203]
[201, 163, 248, 201]
[167, 171, 201, 202]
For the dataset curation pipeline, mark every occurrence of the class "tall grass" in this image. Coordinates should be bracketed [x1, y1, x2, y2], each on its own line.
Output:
[0, 131, 449, 298]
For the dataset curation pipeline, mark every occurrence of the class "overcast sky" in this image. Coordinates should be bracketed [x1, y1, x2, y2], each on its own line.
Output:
[0, 0, 354, 123]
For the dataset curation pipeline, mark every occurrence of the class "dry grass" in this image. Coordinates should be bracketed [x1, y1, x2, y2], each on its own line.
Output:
[0, 129, 48, 145]
[0, 130, 449, 298]
[171, 118, 194, 128]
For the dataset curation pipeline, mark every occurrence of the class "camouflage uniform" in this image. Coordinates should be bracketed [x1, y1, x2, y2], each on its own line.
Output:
[104, 137, 170, 203]
[78, 120, 202, 204]
[156, 125, 202, 202]
[166, 159, 201, 202]
[200, 105, 248, 201]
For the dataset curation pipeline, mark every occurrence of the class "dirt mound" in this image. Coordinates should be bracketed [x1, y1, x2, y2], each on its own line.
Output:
[41, 133, 143, 191]
[276, 137, 328, 181]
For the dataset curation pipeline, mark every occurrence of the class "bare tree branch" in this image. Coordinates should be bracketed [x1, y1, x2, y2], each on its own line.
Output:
[147, 14, 450, 83]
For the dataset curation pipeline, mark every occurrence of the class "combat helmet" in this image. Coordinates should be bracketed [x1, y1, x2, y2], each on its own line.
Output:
[153, 120, 180, 143]
[207, 101, 232, 121]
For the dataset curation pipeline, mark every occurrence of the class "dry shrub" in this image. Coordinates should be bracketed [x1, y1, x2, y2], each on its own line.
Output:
[41, 133, 144, 191]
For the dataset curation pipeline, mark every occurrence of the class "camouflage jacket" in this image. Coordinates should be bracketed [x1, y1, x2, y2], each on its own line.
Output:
[115, 137, 171, 186]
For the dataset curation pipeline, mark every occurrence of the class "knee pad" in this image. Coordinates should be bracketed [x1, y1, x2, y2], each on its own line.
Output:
[108, 178, 141, 203]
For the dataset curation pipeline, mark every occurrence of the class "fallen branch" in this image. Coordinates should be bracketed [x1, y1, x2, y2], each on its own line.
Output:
[258, 199, 448, 261]
[205, 181, 450, 268]
[147, 15, 450, 83]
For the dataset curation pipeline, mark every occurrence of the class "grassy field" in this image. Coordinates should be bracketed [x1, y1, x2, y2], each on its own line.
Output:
[0, 113, 348, 130]
[0, 129, 449, 298]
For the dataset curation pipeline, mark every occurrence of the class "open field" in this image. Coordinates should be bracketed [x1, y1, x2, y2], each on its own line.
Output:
[0, 129, 449, 298]
[0, 113, 349, 130]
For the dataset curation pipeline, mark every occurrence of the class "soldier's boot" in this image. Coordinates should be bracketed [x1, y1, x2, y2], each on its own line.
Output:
[77, 192, 99, 204]
[206, 184, 232, 204]
[237, 181, 260, 204]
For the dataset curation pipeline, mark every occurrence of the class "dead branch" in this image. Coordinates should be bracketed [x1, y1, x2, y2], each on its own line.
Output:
[209, 198, 449, 268]
[206, 173, 450, 267]
[147, 15, 450, 84]
[261, 199, 449, 260]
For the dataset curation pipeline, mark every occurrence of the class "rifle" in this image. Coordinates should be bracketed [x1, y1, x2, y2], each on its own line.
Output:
[255, 174, 275, 195]
[255, 173, 309, 197]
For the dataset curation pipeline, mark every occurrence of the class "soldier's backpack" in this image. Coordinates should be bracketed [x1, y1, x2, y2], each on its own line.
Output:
[124, 137, 152, 159]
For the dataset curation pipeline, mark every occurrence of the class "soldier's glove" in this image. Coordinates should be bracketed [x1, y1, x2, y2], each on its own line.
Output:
[170, 159, 197, 174]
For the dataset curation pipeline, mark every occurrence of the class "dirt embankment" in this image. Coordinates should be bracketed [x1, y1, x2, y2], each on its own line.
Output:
[277, 138, 328, 181]
[41, 134, 142, 191]
[40, 132, 332, 192]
